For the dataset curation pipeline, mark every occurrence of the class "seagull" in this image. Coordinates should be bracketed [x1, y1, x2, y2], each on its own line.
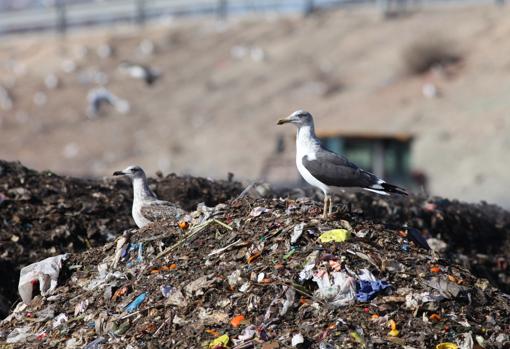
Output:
[118, 61, 161, 86]
[113, 166, 185, 228]
[86, 87, 130, 119]
[277, 110, 407, 218]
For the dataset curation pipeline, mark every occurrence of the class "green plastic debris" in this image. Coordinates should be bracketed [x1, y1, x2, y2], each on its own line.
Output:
[319, 229, 350, 243]
[283, 247, 297, 260]
[350, 331, 366, 348]
[209, 334, 229, 348]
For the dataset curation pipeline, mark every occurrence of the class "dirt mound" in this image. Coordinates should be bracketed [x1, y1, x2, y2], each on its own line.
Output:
[0, 197, 509, 348]
[0, 160, 243, 318]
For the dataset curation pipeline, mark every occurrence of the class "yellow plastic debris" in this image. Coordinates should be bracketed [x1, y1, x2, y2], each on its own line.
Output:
[435, 343, 459, 349]
[209, 334, 229, 348]
[388, 329, 400, 337]
[318, 229, 350, 243]
[388, 319, 399, 337]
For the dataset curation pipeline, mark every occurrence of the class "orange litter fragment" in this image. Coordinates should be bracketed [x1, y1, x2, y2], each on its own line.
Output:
[178, 221, 189, 230]
[430, 313, 441, 322]
[111, 286, 129, 301]
[447, 275, 463, 284]
[299, 297, 311, 305]
[430, 266, 441, 273]
[206, 329, 221, 337]
[150, 264, 177, 273]
[247, 251, 261, 264]
[230, 315, 245, 327]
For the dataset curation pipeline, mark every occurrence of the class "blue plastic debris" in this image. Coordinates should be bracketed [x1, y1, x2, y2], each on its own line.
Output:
[136, 243, 144, 263]
[124, 243, 144, 266]
[160, 285, 173, 298]
[125, 292, 147, 313]
[356, 280, 390, 302]
[401, 240, 410, 252]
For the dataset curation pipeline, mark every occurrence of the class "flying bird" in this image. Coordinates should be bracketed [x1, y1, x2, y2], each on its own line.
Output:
[118, 61, 161, 86]
[113, 166, 185, 228]
[277, 110, 407, 218]
[86, 87, 129, 119]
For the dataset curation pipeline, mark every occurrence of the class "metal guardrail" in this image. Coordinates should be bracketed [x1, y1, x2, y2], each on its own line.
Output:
[0, 0, 504, 35]
[0, 0, 365, 35]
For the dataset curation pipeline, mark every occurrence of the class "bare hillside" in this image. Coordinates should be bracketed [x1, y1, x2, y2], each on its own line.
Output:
[0, 5, 509, 206]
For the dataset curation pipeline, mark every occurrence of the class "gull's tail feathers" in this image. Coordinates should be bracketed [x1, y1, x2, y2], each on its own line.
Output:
[364, 179, 408, 196]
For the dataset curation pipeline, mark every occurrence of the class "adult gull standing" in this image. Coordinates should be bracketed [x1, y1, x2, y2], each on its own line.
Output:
[277, 110, 407, 218]
[113, 166, 185, 228]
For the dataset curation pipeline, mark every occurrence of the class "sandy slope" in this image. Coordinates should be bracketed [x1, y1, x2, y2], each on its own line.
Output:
[0, 5, 509, 207]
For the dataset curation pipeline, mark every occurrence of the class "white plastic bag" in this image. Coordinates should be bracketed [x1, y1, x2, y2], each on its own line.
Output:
[18, 254, 68, 305]
[313, 271, 356, 307]
[6, 326, 35, 343]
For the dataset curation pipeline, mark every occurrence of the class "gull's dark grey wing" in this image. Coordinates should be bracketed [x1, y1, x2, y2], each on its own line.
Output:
[302, 149, 377, 188]
[140, 200, 185, 223]
[302, 148, 408, 195]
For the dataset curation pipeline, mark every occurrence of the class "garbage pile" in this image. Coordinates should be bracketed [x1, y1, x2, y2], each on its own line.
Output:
[0, 160, 242, 317]
[354, 195, 510, 295]
[1, 197, 509, 348]
[280, 187, 510, 295]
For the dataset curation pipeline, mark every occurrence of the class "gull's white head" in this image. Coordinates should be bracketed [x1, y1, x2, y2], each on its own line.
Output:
[277, 110, 314, 128]
[113, 165, 146, 179]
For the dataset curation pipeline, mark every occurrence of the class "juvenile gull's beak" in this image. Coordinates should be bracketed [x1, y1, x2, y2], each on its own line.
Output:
[277, 117, 291, 125]
[113, 171, 125, 176]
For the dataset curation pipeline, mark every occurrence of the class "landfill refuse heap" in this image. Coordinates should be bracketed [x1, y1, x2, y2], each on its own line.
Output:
[1, 197, 510, 348]
[0, 160, 243, 318]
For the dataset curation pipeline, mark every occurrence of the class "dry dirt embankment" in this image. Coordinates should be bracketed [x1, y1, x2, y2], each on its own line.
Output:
[1, 6, 510, 206]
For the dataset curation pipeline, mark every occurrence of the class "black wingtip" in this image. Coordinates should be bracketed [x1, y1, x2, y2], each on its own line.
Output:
[381, 182, 409, 196]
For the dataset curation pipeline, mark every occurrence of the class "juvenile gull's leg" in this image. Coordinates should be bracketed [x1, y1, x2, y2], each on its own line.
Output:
[328, 196, 333, 216]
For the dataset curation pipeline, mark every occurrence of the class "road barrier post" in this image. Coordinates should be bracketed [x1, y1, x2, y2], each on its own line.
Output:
[55, 0, 67, 35]
[218, 0, 228, 20]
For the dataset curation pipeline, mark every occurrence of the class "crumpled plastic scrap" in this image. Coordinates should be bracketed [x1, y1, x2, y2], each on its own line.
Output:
[209, 334, 229, 349]
[356, 280, 390, 302]
[313, 270, 356, 307]
[6, 326, 35, 343]
[299, 250, 319, 281]
[84, 337, 106, 349]
[318, 229, 350, 243]
[356, 268, 390, 302]
[125, 292, 147, 313]
[18, 253, 69, 305]
[426, 276, 467, 299]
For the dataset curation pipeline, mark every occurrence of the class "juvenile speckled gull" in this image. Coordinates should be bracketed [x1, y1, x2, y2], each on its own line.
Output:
[277, 110, 407, 218]
[113, 166, 185, 228]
